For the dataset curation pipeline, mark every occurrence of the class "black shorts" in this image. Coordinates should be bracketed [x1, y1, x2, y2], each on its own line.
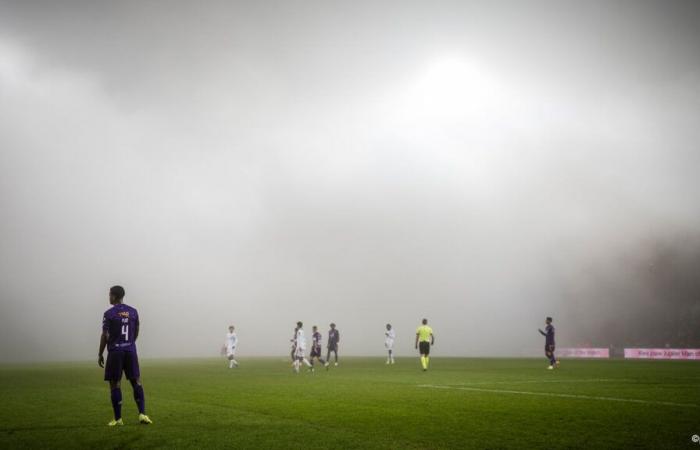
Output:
[545, 344, 555, 354]
[419, 341, 430, 355]
[104, 350, 140, 381]
[310, 347, 322, 358]
[327, 344, 338, 352]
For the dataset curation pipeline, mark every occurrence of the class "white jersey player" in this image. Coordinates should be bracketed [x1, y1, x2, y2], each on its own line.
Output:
[385, 323, 395, 364]
[293, 321, 312, 373]
[225, 325, 239, 368]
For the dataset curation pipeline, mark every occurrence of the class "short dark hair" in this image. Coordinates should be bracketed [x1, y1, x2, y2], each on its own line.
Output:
[330, 323, 336, 327]
[546, 316, 553, 322]
[297, 321, 303, 328]
[422, 318, 428, 325]
[110, 285, 125, 300]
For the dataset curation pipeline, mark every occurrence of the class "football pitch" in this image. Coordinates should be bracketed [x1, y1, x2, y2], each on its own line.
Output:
[1, 357, 699, 449]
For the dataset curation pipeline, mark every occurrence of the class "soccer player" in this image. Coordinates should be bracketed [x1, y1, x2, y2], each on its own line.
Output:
[98, 286, 152, 426]
[293, 321, 312, 373]
[385, 323, 396, 364]
[290, 326, 298, 364]
[225, 325, 239, 369]
[326, 323, 340, 366]
[415, 318, 434, 371]
[538, 316, 559, 370]
[309, 326, 330, 371]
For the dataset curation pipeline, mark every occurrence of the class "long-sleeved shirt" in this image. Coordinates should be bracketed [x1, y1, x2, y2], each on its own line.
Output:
[328, 329, 340, 347]
[539, 324, 555, 345]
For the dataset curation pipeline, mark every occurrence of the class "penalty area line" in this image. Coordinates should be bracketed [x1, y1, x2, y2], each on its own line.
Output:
[417, 384, 698, 408]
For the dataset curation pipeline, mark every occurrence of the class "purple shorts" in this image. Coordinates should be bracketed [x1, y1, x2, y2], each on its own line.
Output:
[310, 346, 322, 358]
[104, 350, 140, 381]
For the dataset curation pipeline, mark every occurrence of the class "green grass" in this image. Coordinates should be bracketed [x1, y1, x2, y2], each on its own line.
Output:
[1, 357, 699, 449]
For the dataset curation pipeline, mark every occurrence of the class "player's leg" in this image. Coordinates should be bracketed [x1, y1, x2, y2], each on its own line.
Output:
[109, 380, 124, 425]
[104, 352, 124, 425]
[419, 342, 429, 370]
[294, 347, 303, 373]
[332, 348, 338, 365]
[124, 352, 151, 424]
[545, 345, 554, 369]
[230, 348, 238, 368]
[129, 378, 152, 424]
[548, 345, 557, 367]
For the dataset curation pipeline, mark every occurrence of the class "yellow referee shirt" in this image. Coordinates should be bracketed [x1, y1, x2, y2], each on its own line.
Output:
[416, 325, 433, 342]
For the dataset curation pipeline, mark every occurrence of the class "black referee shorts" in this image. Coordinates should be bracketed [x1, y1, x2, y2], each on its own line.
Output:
[419, 341, 430, 355]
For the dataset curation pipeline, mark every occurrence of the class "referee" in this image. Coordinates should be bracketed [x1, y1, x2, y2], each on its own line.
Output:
[415, 318, 434, 371]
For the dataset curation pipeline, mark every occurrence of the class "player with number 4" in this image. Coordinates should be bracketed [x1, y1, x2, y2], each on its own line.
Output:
[98, 285, 153, 426]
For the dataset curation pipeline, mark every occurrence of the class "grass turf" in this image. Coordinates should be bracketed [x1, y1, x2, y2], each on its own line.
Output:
[0, 357, 698, 449]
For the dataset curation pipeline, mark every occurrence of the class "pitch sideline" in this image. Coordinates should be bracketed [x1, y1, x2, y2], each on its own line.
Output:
[417, 384, 699, 408]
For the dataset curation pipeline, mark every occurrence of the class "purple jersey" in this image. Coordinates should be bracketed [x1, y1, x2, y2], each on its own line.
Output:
[328, 329, 340, 347]
[102, 304, 139, 352]
[542, 324, 555, 346]
[312, 331, 322, 351]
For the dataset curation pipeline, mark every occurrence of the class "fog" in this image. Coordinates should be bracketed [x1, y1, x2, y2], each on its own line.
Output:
[1, 0, 699, 362]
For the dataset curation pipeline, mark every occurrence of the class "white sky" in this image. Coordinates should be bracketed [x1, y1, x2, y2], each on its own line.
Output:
[1, 0, 699, 361]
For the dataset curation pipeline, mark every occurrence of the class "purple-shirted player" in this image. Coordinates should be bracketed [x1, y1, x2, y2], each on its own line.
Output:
[538, 316, 559, 370]
[98, 286, 152, 426]
[326, 323, 340, 366]
[309, 326, 330, 371]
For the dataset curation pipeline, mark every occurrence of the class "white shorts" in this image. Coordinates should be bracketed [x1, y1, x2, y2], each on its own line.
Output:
[226, 346, 236, 357]
[294, 346, 306, 358]
[385, 340, 394, 350]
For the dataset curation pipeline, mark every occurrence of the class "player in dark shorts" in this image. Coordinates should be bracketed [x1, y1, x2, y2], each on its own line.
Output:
[309, 326, 330, 371]
[98, 285, 152, 426]
[538, 316, 559, 370]
[326, 323, 340, 366]
[415, 318, 434, 371]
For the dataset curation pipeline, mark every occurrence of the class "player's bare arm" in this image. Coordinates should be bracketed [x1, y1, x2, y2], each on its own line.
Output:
[98, 331, 108, 367]
[415, 333, 419, 349]
[431, 333, 435, 346]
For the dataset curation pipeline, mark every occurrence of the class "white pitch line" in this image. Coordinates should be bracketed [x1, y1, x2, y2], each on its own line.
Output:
[451, 378, 631, 386]
[417, 384, 699, 408]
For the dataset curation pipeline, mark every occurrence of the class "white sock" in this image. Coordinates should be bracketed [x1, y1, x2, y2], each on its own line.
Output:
[232, 359, 238, 367]
[303, 358, 312, 367]
[229, 360, 234, 368]
[294, 360, 300, 372]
